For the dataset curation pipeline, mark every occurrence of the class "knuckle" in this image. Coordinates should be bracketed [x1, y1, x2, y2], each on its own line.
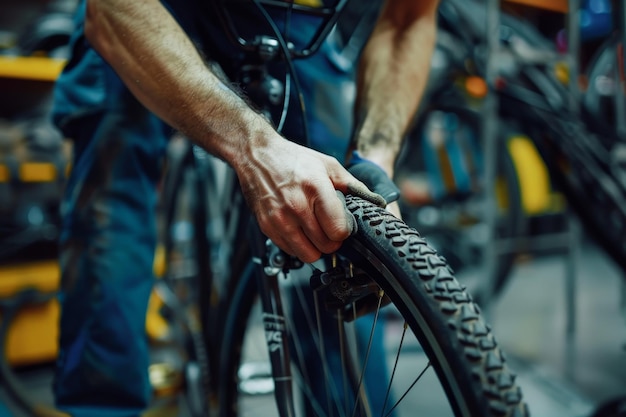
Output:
[327, 221, 351, 241]
[299, 249, 322, 264]
[319, 240, 342, 255]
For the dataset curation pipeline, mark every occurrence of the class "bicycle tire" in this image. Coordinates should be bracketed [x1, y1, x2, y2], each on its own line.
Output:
[582, 34, 622, 140]
[218, 195, 529, 417]
[398, 105, 527, 300]
[157, 138, 217, 415]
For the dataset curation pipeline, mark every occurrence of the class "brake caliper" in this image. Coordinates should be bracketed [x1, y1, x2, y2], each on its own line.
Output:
[310, 265, 384, 321]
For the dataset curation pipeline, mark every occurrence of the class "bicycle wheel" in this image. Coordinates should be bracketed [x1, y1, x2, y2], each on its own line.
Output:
[219, 195, 529, 417]
[156, 136, 217, 416]
[582, 34, 623, 140]
[397, 106, 526, 300]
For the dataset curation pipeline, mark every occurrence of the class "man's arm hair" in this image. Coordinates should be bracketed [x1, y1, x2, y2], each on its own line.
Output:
[84, 0, 276, 169]
[350, 0, 440, 177]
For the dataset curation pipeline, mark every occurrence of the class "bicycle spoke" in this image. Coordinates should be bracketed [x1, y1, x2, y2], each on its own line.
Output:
[313, 290, 337, 417]
[380, 321, 408, 417]
[351, 290, 384, 417]
[291, 366, 328, 417]
[221, 195, 528, 417]
[336, 309, 351, 416]
[384, 362, 432, 417]
[281, 278, 346, 417]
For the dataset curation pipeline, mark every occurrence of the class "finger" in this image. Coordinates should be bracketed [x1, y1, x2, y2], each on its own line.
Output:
[335, 190, 357, 235]
[267, 224, 323, 264]
[252, 192, 335, 263]
[298, 209, 344, 255]
[331, 160, 396, 220]
[324, 160, 387, 208]
[311, 186, 354, 243]
[256, 205, 325, 263]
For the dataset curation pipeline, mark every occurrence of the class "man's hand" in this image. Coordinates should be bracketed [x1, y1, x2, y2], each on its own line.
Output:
[235, 138, 362, 263]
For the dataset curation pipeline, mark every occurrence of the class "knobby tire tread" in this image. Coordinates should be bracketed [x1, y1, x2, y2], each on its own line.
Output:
[219, 195, 529, 417]
[343, 195, 528, 417]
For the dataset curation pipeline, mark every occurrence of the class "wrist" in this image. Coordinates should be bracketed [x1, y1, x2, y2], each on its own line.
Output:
[350, 150, 395, 179]
[221, 113, 278, 170]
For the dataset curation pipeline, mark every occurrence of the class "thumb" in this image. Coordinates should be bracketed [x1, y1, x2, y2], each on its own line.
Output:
[335, 190, 357, 235]
[328, 160, 386, 208]
[347, 182, 387, 208]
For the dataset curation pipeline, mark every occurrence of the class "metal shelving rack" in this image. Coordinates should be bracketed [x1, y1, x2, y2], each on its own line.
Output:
[616, 0, 626, 139]
[613, 0, 626, 335]
[480, 0, 583, 379]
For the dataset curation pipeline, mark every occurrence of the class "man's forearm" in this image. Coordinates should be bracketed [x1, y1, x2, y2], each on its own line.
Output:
[352, 0, 439, 175]
[84, 0, 275, 168]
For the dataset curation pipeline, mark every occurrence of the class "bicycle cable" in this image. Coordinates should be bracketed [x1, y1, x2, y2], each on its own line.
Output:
[251, 0, 310, 145]
[211, 0, 353, 147]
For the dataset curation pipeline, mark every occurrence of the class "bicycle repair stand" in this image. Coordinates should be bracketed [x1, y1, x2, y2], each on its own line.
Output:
[479, 0, 583, 382]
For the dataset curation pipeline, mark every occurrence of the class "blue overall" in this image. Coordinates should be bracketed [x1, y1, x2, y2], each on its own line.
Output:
[52, 1, 387, 415]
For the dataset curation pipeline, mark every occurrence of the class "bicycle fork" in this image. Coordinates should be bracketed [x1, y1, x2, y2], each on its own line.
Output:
[251, 233, 301, 417]
[252, 233, 381, 417]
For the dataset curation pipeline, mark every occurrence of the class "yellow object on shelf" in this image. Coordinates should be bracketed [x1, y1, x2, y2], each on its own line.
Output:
[0, 164, 9, 182]
[507, 135, 564, 215]
[294, 0, 322, 6]
[19, 162, 58, 182]
[0, 247, 176, 365]
[0, 260, 60, 299]
[146, 288, 171, 342]
[0, 55, 66, 82]
[0, 260, 60, 366]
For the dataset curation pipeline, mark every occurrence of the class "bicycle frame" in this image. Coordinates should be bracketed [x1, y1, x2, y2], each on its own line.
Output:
[248, 225, 306, 417]
[201, 7, 360, 409]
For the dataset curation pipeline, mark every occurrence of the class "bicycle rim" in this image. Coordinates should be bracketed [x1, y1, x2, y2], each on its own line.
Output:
[219, 195, 529, 417]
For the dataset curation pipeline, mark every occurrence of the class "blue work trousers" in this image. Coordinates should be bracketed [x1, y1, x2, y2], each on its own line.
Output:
[54, 75, 168, 416]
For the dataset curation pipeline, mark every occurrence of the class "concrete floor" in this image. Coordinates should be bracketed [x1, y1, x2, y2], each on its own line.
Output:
[491, 239, 626, 415]
[1, 235, 625, 416]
